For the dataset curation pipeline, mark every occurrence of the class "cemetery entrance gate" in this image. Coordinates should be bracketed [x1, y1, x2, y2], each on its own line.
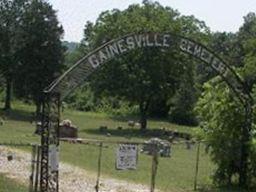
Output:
[39, 33, 253, 192]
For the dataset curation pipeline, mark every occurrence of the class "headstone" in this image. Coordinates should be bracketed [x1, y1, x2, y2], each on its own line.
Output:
[141, 138, 171, 157]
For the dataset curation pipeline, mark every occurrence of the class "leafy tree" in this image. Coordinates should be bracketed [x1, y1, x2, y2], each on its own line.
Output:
[0, 0, 26, 110]
[195, 78, 248, 186]
[13, 0, 65, 115]
[238, 13, 256, 90]
[78, 1, 209, 130]
[169, 58, 198, 125]
[196, 13, 256, 188]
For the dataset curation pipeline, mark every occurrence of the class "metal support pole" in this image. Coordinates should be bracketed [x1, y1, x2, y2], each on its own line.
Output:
[194, 142, 201, 191]
[29, 145, 37, 192]
[95, 142, 103, 192]
[150, 144, 158, 192]
[35, 145, 41, 192]
[40, 92, 60, 192]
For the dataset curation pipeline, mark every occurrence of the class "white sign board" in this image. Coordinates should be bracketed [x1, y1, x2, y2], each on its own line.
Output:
[116, 144, 138, 170]
[48, 145, 59, 172]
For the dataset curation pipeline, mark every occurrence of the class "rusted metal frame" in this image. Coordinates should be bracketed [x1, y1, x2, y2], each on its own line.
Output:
[40, 93, 50, 192]
[40, 92, 60, 192]
[45, 32, 251, 103]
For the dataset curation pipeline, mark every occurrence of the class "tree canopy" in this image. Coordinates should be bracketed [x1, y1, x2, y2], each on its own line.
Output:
[0, 0, 65, 114]
[74, 1, 210, 130]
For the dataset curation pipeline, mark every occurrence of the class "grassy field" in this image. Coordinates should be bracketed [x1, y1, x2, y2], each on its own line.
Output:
[0, 174, 27, 192]
[0, 101, 218, 191]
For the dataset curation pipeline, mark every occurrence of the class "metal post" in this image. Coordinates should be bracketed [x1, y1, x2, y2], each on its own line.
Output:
[150, 144, 158, 192]
[29, 145, 37, 192]
[40, 93, 50, 192]
[194, 142, 201, 191]
[95, 142, 103, 192]
[35, 145, 41, 192]
[40, 92, 60, 192]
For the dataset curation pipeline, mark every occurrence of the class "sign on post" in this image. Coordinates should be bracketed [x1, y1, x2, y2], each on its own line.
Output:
[116, 144, 138, 170]
[48, 145, 59, 172]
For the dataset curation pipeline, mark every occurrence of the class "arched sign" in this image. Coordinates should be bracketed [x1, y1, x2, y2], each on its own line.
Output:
[40, 33, 253, 192]
[45, 33, 249, 103]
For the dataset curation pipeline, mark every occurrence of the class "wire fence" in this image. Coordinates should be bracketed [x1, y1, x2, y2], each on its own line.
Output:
[0, 143, 40, 192]
[59, 138, 215, 192]
[0, 139, 215, 192]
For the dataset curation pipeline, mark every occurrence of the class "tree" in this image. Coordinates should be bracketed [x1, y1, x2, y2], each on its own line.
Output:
[0, 0, 26, 110]
[195, 78, 248, 186]
[13, 0, 65, 115]
[169, 58, 198, 125]
[80, 1, 209, 130]
[238, 13, 256, 91]
[195, 13, 256, 188]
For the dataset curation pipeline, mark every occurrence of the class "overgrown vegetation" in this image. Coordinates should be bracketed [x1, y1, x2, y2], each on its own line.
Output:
[196, 80, 256, 189]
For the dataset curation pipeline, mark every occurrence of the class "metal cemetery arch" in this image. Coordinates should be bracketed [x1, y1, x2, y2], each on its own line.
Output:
[40, 33, 253, 192]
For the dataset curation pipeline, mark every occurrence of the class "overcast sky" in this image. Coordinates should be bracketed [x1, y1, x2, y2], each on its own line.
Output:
[48, 0, 256, 42]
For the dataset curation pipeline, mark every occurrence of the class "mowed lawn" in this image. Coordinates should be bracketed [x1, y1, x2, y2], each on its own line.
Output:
[0, 102, 216, 191]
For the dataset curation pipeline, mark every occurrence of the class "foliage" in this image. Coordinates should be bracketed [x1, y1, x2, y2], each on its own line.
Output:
[65, 84, 96, 111]
[0, 0, 64, 113]
[195, 77, 256, 187]
[238, 13, 256, 90]
[65, 84, 138, 116]
[0, 0, 27, 109]
[12, 0, 65, 114]
[77, 1, 210, 130]
[169, 58, 198, 126]
[62, 41, 79, 53]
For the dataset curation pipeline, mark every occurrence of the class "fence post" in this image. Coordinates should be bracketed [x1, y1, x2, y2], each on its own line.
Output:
[150, 144, 158, 192]
[35, 145, 41, 192]
[194, 141, 201, 191]
[95, 142, 103, 192]
[29, 145, 37, 192]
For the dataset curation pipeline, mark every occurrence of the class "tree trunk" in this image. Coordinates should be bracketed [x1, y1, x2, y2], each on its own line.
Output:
[4, 77, 12, 110]
[139, 101, 149, 131]
[140, 110, 147, 131]
[35, 101, 42, 120]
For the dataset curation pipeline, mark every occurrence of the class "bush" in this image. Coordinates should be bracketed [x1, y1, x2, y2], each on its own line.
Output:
[195, 78, 256, 187]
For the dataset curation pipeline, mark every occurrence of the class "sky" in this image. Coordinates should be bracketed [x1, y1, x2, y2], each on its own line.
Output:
[48, 0, 256, 42]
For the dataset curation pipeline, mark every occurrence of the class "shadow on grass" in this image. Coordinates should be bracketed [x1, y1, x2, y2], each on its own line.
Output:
[197, 185, 250, 192]
[108, 114, 170, 124]
[0, 108, 33, 122]
[82, 127, 190, 140]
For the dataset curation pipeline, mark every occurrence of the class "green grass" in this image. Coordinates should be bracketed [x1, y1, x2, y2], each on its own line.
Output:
[0, 174, 27, 192]
[0, 101, 217, 191]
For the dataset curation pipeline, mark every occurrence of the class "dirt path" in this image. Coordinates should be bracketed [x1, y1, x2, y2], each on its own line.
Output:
[0, 147, 158, 192]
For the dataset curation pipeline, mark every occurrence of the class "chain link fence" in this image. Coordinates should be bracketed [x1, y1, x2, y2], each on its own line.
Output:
[0, 140, 215, 192]
[59, 139, 215, 192]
